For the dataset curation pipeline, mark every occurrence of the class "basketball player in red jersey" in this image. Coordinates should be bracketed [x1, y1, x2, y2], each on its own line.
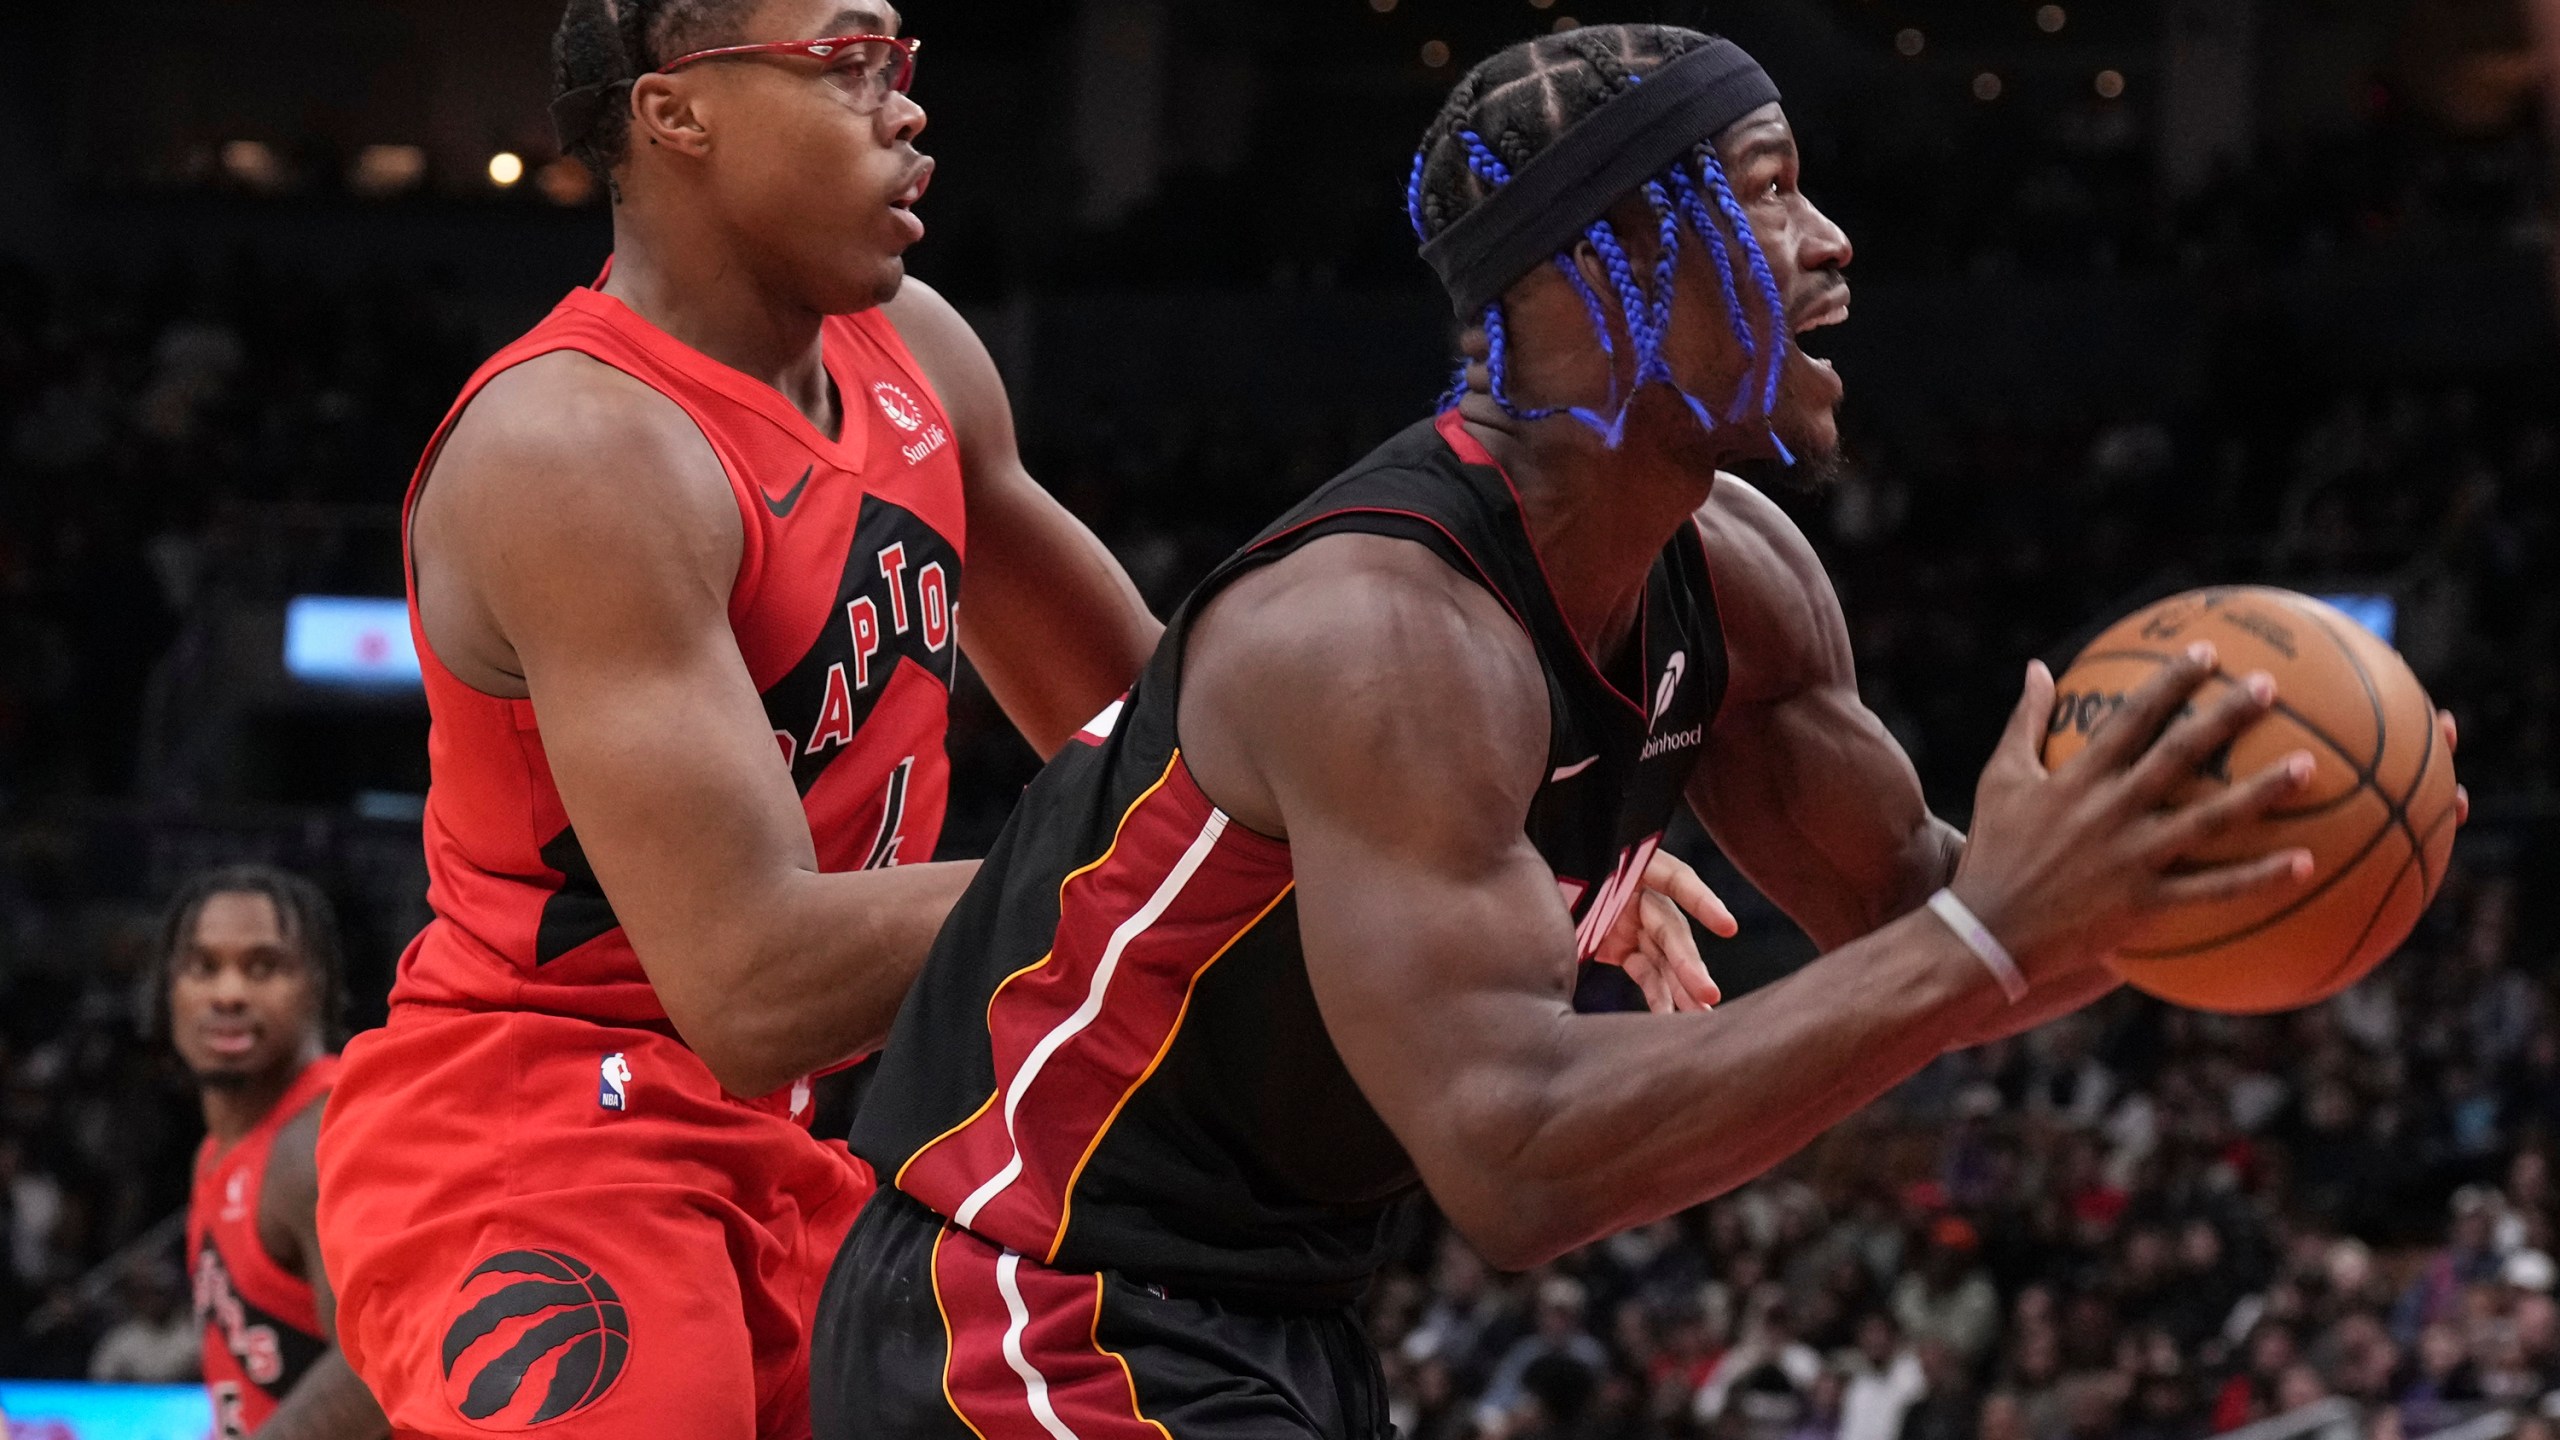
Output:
[169, 866, 386, 1440]
[311, 2, 1166, 1438]
[818, 29, 2464, 1436]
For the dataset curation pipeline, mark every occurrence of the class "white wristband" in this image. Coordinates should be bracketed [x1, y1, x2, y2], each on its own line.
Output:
[1927, 888, 2028, 1003]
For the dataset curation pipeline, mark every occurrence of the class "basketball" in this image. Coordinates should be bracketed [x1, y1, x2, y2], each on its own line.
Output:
[2040, 587, 2459, 1013]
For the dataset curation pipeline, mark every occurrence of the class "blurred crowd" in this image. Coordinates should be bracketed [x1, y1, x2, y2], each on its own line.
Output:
[1364, 859, 2560, 1440]
[0, 254, 477, 804]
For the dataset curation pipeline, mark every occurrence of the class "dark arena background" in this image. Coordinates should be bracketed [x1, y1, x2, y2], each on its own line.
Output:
[2, 1, 2559, 1437]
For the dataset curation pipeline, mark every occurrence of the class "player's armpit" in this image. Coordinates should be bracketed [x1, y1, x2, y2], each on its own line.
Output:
[415, 359, 974, 1097]
[883, 280, 1159, 758]
[1688, 478, 1960, 948]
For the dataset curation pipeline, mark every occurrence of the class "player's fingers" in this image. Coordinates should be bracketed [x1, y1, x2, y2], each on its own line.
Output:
[2440, 709, 2459, 756]
[1641, 895, 1721, 1011]
[1993, 660, 2060, 778]
[2456, 784, 2470, 828]
[2121, 670, 2276, 805]
[2151, 848, 2314, 907]
[1627, 946, 1679, 1014]
[2076, 643, 2219, 775]
[2146, 751, 2312, 858]
[1643, 850, 1738, 939]
[1672, 949, 1722, 1010]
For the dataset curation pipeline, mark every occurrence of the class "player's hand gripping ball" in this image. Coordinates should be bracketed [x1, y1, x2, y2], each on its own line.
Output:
[2041, 587, 2459, 1013]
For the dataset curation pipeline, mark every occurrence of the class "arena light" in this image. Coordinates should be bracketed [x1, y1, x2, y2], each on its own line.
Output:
[1895, 28, 1925, 56]
[1973, 71, 2003, 101]
[1551, 15, 1579, 31]
[350, 144, 426, 198]
[221, 140, 288, 192]
[2095, 68, 2126, 98]
[1368, 0, 1395, 12]
[1530, 0, 1557, 8]
[2037, 5, 2067, 33]
[537, 157, 597, 206]
[487, 151, 526, 188]
[1420, 39, 1451, 67]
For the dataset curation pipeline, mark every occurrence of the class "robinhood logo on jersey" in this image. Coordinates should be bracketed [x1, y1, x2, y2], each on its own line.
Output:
[873, 381, 949, 466]
[1640, 724, 1704, 761]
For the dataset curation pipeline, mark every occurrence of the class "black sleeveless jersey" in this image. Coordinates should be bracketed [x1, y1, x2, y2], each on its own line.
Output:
[852, 411, 1729, 1306]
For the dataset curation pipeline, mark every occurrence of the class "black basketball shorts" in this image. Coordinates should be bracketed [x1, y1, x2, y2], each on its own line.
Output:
[812, 1187, 1391, 1439]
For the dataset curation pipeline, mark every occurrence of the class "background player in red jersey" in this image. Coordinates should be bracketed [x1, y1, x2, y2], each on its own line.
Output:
[168, 865, 385, 1440]
[312, 1, 1165, 1438]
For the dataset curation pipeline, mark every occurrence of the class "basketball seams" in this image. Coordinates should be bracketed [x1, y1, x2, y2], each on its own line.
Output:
[2271, 592, 2388, 776]
[2284, 596, 2438, 876]
[2301, 823, 2430, 1008]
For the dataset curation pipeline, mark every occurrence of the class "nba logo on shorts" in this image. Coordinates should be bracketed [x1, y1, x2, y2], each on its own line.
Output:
[598, 1053, 630, 1112]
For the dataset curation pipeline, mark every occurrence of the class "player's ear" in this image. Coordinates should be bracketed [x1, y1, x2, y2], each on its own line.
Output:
[1570, 239, 1611, 305]
[629, 73, 715, 159]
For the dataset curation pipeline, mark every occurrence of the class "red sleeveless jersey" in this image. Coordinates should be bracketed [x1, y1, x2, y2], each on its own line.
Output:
[188, 1057, 339, 1437]
[389, 286, 967, 1028]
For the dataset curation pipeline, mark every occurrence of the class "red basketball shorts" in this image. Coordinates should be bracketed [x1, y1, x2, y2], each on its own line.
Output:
[316, 1007, 874, 1440]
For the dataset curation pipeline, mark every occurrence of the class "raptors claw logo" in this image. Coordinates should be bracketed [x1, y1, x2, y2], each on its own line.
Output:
[440, 1248, 629, 1430]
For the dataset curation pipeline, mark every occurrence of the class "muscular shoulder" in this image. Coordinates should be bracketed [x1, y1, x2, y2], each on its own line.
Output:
[415, 349, 742, 669]
[1178, 533, 1549, 839]
[1694, 475, 1852, 703]
[424, 351, 734, 548]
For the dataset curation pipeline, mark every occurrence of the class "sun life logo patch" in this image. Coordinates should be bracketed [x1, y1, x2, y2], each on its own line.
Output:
[440, 1249, 630, 1430]
[872, 380, 924, 433]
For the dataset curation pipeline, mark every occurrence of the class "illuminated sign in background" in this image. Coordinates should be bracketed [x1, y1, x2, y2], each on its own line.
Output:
[283, 597, 421, 688]
[0, 1382, 214, 1440]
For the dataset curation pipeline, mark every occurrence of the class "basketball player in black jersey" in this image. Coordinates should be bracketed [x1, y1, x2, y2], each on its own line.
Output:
[811, 27, 2439, 1439]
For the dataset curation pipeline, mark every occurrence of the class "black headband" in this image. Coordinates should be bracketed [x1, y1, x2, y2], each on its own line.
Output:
[1418, 38, 1782, 318]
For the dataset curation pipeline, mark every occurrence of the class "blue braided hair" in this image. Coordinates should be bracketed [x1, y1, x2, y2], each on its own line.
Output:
[1408, 25, 1794, 459]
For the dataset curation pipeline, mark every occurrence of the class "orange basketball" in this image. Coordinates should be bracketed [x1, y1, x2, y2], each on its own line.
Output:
[2040, 587, 2458, 1013]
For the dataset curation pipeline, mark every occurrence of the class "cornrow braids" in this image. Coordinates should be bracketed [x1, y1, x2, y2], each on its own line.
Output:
[552, 0, 760, 193]
[1409, 24, 1792, 456]
[153, 864, 350, 1046]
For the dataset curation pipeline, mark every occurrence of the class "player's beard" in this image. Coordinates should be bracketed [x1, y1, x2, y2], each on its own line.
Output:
[1785, 444, 1853, 495]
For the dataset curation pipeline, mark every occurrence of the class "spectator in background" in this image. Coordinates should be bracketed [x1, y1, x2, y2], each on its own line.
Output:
[1697, 1295, 1824, 1435]
[1895, 1340, 1981, 1440]
[2395, 1188, 2507, 1342]
[1407, 1233, 1524, 1398]
[1481, 1277, 1612, 1433]
[1, 1133, 65, 1302]
[1839, 1312, 1927, 1440]
[86, 1258, 198, 1382]
[1893, 1219, 2001, 1366]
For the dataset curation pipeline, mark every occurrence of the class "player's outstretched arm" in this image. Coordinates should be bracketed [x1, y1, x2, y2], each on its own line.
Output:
[884, 280, 1161, 758]
[1181, 539, 2313, 1271]
[413, 356, 975, 1097]
[256, 1102, 388, 1440]
[1684, 476, 1961, 950]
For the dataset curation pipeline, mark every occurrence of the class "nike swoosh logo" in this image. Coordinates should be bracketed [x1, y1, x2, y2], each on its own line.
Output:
[761, 465, 814, 518]
[1550, 755, 1599, 782]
